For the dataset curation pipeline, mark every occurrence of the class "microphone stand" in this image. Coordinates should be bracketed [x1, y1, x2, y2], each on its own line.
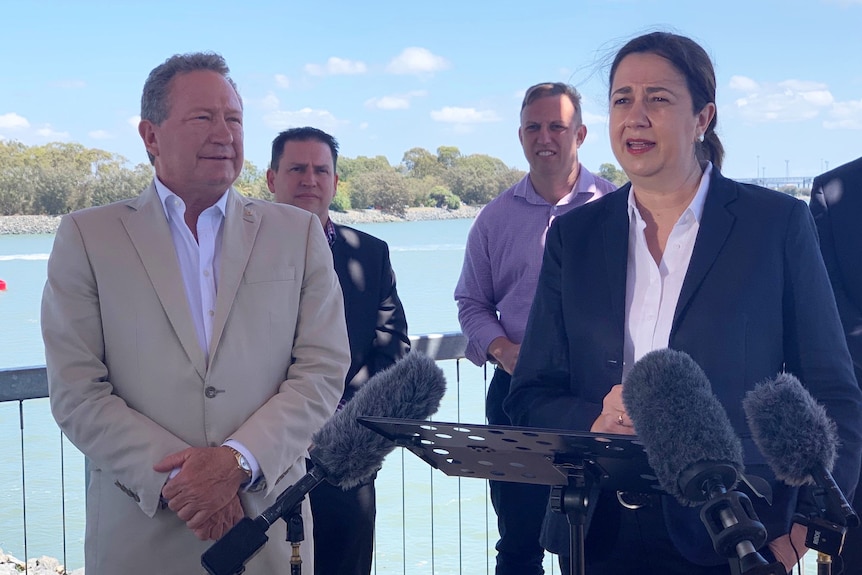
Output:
[792, 475, 860, 575]
[201, 466, 326, 575]
[548, 462, 594, 575]
[286, 505, 305, 575]
[685, 463, 784, 575]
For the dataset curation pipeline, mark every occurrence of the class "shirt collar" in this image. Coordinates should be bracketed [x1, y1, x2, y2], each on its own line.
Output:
[153, 176, 229, 222]
[514, 165, 595, 207]
[627, 162, 713, 222]
[324, 217, 337, 247]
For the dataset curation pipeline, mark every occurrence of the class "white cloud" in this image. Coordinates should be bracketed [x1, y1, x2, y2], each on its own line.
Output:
[263, 107, 345, 132]
[366, 95, 410, 110]
[582, 111, 608, 126]
[729, 75, 759, 92]
[128, 115, 141, 128]
[386, 47, 450, 76]
[365, 90, 427, 110]
[824, 99, 862, 130]
[304, 57, 367, 77]
[36, 125, 70, 140]
[730, 76, 833, 122]
[430, 107, 500, 124]
[261, 92, 280, 111]
[51, 79, 86, 89]
[359, 122, 369, 130]
[89, 130, 112, 139]
[274, 74, 290, 89]
[0, 112, 30, 130]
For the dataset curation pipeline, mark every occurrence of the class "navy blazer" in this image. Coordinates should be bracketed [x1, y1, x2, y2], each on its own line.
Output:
[810, 157, 862, 385]
[331, 224, 410, 405]
[505, 170, 862, 564]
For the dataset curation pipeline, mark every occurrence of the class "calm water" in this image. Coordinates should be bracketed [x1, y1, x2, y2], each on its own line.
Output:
[0, 221, 819, 574]
[0, 218, 534, 573]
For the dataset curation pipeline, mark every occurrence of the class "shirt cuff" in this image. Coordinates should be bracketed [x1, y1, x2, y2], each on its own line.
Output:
[223, 438, 262, 490]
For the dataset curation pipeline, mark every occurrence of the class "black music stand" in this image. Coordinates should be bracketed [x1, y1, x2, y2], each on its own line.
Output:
[358, 417, 661, 575]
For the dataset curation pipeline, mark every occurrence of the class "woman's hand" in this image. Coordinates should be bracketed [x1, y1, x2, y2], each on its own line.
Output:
[590, 384, 636, 435]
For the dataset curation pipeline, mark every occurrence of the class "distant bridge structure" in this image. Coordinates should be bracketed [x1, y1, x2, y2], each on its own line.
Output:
[733, 176, 814, 190]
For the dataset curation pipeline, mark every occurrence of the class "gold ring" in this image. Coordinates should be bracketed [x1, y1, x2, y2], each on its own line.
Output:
[617, 413, 625, 426]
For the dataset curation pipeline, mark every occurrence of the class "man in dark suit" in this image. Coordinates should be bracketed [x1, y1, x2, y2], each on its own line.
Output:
[810, 156, 862, 574]
[267, 126, 411, 575]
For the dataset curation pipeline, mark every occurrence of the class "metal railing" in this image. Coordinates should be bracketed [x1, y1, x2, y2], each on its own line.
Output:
[0, 332, 558, 574]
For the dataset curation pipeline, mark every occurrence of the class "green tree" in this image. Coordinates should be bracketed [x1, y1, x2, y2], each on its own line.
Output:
[446, 154, 524, 205]
[234, 160, 270, 200]
[349, 169, 410, 216]
[0, 141, 34, 214]
[429, 185, 460, 209]
[401, 147, 444, 180]
[436, 146, 461, 169]
[597, 163, 628, 187]
[86, 162, 152, 208]
[337, 155, 392, 182]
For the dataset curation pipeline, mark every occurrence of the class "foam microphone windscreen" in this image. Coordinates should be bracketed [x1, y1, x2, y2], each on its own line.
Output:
[622, 348, 744, 505]
[311, 350, 447, 489]
[743, 372, 837, 486]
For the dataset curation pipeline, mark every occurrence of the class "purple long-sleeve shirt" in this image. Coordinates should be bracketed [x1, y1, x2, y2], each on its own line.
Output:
[454, 166, 617, 366]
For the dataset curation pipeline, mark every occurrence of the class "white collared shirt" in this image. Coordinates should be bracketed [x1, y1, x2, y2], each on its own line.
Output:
[623, 163, 713, 380]
[154, 177, 226, 363]
[153, 178, 260, 485]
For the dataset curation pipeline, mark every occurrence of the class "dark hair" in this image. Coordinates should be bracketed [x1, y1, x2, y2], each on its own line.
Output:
[270, 127, 340, 172]
[609, 32, 724, 170]
[521, 82, 583, 126]
[140, 52, 240, 163]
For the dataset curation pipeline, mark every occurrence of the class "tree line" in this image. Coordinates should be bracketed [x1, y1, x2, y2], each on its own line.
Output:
[0, 140, 631, 217]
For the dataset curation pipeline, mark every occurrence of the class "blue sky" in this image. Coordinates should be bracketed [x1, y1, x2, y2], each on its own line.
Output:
[1, 0, 860, 180]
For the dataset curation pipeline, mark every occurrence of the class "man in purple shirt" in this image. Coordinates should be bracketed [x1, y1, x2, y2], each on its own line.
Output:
[454, 82, 616, 575]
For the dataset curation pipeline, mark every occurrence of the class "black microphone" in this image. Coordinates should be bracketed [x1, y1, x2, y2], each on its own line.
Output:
[202, 351, 447, 575]
[623, 349, 783, 574]
[743, 372, 859, 535]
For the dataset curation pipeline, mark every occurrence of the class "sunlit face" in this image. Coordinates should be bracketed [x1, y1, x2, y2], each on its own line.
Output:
[139, 70, 243, 202]
[518, 94, 586, 180]
[609, 52, 714, 186]
[267, 139, 338, 225]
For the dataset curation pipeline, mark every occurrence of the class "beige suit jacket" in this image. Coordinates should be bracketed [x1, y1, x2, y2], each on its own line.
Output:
[41, 183, 349, 574]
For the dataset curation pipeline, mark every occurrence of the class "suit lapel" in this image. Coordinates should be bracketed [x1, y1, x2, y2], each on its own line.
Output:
[602, 187, 630, 328]
[674, 172, 737, 328]
[122, 183, 207, 378]
[210, 189, 259, 358]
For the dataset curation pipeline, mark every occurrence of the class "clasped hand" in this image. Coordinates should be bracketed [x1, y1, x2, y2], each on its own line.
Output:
[154, 446, 247, 540]
[591, 384, 636, 435]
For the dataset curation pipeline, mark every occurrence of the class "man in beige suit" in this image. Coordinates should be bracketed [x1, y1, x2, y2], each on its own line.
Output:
[41, 52, 349, 574]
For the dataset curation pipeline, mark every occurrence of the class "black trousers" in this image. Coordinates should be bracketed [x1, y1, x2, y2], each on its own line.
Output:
[487, 368, 548, 575]
[839, 500, 862, 575]
[308, 470, 376, 575]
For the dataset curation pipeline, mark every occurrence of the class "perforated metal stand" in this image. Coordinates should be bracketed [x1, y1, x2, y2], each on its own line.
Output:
[358, 417, 661, 575]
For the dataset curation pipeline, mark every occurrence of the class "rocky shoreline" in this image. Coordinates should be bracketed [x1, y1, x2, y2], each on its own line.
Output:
[0, 206, 480, 235]
[0, 549, 83, 575]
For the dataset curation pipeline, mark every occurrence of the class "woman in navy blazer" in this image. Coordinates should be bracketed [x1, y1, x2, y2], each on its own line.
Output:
[505, 32, 862, 575]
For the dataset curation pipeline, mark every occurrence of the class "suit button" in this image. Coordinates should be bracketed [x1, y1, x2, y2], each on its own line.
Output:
[205, 386, 218, 398]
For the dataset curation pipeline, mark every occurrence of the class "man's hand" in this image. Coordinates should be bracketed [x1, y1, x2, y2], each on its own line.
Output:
[155, 446, 248, 533]
[768, 522, 808, 573]
[192, 495, 245, 541]
[590, 384, 636, 435]
[488, 337, 520, 375]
